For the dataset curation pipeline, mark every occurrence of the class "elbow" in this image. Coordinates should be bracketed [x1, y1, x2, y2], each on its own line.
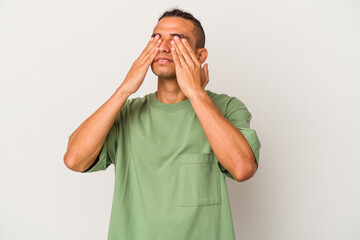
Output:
[63, 151, 85, 172]
[233, 156, 258, 182]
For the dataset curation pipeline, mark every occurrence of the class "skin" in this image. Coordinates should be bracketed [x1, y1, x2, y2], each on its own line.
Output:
[150, 17, 208, 103]
[64, 17, 257, 181]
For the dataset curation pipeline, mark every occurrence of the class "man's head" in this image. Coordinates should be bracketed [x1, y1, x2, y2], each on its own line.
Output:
[151, 8, 208, 80]
[159, 9, 205, 49]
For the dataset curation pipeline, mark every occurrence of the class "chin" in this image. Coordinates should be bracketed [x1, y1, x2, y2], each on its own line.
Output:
[151, 65, 176, 79]
[156, 72, 177, 79]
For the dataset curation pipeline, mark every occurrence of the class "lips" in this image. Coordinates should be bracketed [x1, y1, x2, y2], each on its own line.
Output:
[155, 57, 173, 63]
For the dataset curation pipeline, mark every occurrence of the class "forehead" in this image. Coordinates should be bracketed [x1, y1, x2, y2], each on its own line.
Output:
[153, 17, 195, 37]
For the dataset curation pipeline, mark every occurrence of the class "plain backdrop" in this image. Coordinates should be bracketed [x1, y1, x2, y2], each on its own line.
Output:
[1, 0, 359, 239]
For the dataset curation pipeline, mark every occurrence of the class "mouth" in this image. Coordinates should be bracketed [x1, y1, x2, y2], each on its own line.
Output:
[154, 57, 173, 64]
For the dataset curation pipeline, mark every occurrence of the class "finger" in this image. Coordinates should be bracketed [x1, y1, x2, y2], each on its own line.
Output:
[148, 38, 162, 59]
[171, 43, 182, 70]
[147, 36, 162, 54]
[173, 36, 194, 65]
[203, 63, 209, 86]
[140, 37, 162, 64]
[171, 40, 186, 67]
[140, 35, 157, 55]
[180, 38, 199, 65]
[146, 45, 160, 65]
[148, 34, 160, 47]
[141, 34, 161, 58]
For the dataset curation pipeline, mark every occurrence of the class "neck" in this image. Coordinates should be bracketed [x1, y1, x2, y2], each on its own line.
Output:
[156, 78, 187, 104]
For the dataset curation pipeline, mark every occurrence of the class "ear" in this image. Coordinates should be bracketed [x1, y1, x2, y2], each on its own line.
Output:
[196, 48, 208, 64]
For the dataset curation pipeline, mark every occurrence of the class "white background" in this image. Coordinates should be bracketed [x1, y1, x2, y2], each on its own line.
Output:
[1, 0, 359, 239]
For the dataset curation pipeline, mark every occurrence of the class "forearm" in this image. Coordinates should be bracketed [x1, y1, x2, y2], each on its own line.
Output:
[64, 87, 131, 172]
[64, 35, 161, 172]
[188, 90, 257, 182]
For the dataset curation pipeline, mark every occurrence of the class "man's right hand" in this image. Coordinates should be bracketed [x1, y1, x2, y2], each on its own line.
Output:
[64, 34, 162, 172]
[119, 34, 162, 95]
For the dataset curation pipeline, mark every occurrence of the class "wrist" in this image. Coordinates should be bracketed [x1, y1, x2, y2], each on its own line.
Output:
[187, 88, 208, 102]
[115, 86, 132, 99]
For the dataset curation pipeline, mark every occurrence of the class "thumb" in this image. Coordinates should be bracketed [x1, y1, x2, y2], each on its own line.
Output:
[202, 63, 209, 87]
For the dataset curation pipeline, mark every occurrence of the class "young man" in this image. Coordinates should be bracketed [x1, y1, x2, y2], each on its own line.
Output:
[64, 8, 261, 240]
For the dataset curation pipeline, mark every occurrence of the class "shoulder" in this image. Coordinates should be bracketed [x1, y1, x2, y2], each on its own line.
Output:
[206, 89, 248, 116]
[114, 93, 154, 122]
[124, 92, 153, 110]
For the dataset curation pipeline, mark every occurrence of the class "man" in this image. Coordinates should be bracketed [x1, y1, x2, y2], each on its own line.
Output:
[64, 8, 260, 240]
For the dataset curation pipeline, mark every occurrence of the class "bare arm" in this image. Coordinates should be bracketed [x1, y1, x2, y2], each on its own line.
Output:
[188, 92, 257, 182]
[171, 36, 257, 182]
[64, 35, 162, 172]
[63, 88, 130, 172]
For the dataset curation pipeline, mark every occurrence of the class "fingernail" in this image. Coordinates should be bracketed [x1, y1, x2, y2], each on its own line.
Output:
[171, 40, 175, 45]
[174, 36, 179, 40]
[181, 38, 186, 43]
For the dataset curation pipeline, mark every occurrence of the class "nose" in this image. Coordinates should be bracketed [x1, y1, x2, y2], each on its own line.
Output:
[158, 38, 171, 53]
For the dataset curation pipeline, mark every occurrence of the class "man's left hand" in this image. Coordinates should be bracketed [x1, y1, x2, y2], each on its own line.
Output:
[170, 36, 209, 98]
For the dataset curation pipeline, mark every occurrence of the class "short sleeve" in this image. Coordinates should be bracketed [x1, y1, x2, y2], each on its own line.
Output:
[65, 100, 129, 173]
[81, 116, 119, 173]
[81, 99, 130, 173]
[218, 97, 261, 179]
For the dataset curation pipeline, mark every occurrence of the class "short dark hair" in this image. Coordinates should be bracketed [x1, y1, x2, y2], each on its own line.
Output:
[158, 8, 205, 49]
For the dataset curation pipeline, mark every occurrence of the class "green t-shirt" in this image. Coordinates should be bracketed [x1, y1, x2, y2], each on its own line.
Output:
[80, 90, 260, 240]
